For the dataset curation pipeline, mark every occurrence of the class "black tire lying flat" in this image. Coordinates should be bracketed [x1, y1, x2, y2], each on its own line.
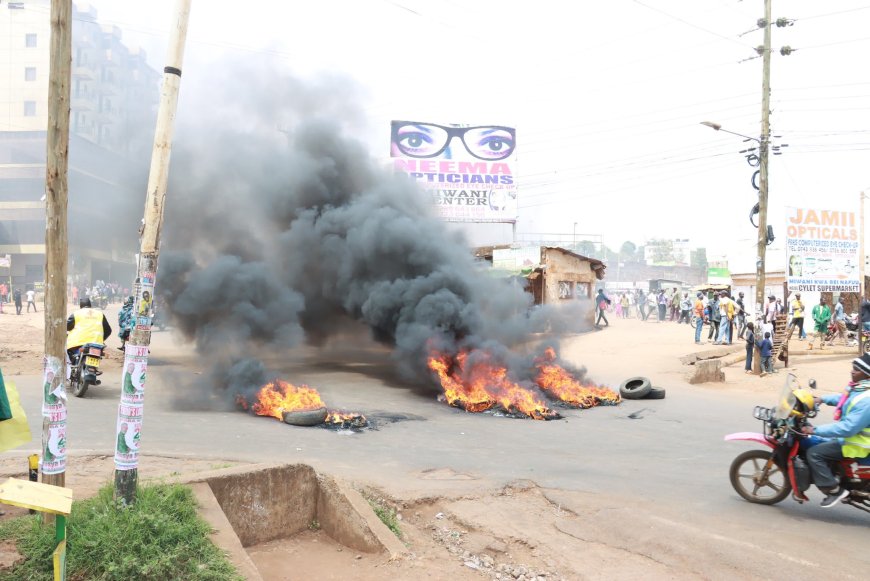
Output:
[619, 377, 651, 400]
[282, 407, 328, 426]
[645, 387, 666, 400]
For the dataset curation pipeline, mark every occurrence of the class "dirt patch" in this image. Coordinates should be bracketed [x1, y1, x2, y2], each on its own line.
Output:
[0, 539, 24, 571]
[0, 306, 125, 376]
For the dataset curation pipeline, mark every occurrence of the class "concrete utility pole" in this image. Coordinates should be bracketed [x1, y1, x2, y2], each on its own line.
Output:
[755, 0, 772, 319]
[113, 0, 192, 505]
[752, 0, 772, 374]
[860, 191, 866, 354]
[41, 0, 72, 493]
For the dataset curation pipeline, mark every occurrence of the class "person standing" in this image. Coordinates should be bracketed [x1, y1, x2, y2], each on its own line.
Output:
[647, 291, 657, 322]
[595, 288, 611, 328]
[670, 288, 680, 321]
[707, 293, 721, 342]
[25, 288, 36, 313]
[830, 296, 849, 346]
[744, 322, 756, 374]
[0, 281, 7, 304]
[637, 289, 647, 321]
[791, 292, 805, 341]
[760, 331, 774, 375]
[13, 288, 22, 315]
[809, 297, 831, 351]
[764, 295, 779, 335]
[657, 290, 668, 322]
[679, 292, 691, 324]
[735, 291, 747, 340]
[620, 293, 630, 319]
[715, 291, 734, 345]
[693, 291, 705, 344]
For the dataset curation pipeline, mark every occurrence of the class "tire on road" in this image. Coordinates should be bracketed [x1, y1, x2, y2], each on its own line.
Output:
[282, 407, 328, 426]
[619, 377, 651, 400]
[72, 377, 88, 398]
[645, 387, 666, 400]
[728, 449, 791, 505]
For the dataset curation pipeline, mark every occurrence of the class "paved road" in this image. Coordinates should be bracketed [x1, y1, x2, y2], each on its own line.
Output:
[6, 319, 869, 577]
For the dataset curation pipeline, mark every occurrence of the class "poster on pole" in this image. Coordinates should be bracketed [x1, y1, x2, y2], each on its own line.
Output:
[390, 120, 517, 222]
[786, 207, 860, 292]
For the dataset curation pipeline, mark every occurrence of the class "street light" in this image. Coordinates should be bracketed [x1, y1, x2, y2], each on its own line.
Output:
[700, 120, 770, 329]
[573, 222, 577, 250]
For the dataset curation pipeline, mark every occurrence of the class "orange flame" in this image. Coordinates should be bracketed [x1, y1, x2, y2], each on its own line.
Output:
[324, 411, 368, 428]
[534, 347, 620, 408]
[428, 350, 556, 420]
[243, 379, 326, 420]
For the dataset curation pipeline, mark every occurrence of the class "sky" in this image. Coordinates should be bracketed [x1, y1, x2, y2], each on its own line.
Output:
[84, 0, 870, 263]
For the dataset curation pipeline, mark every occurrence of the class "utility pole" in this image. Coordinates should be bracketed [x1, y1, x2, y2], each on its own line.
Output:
[41, 0, 72, 494]
[752, 0, 772, 374]
[113, 0, 192, 505]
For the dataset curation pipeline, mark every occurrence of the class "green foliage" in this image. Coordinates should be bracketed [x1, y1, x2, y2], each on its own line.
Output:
[0, 483, 241, 581]
[367, 500, 401, 539]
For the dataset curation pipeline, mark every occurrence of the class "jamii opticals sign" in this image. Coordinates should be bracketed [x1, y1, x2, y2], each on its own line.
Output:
[786, 207, 860, 292]
[390, 120, 518, 222]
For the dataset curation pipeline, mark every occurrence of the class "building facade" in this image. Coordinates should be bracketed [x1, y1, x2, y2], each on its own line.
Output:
[0, 1, 159, 288]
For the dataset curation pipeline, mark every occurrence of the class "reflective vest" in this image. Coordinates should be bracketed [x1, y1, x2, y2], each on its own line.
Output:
[66, 308, 104, 349]
[843, 391, 870, 459]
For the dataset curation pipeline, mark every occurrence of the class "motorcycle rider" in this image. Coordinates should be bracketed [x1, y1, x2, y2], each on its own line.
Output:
[117, 296, 135, 351]
[67, 297, 113, 364]
[801, 353, 870, 507]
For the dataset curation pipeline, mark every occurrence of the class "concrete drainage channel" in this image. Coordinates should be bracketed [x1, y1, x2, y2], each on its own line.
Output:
[185, 464, 406, 580]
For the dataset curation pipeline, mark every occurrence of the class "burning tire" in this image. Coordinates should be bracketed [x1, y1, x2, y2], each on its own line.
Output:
[282, 407, 328, 426]
[618, 377, 651, 400]
[645, 387, 666, 400]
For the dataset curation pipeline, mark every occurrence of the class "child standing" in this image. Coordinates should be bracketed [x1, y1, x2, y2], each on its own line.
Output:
[744, 322, 756, 374]
[760, 331, 774, 376]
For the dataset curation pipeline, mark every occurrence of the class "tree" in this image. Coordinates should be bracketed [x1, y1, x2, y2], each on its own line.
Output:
[575, 240, 597, 257]
[691, 247, 708, 271]
[620, 241, 637, 259]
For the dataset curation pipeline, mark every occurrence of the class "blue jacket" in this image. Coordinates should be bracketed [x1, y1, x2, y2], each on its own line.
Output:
[759, 338, 772, 357]
[815, 383, 870, 441]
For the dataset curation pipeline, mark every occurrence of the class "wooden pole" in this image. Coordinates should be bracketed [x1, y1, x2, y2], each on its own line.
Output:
[41, 0, 72, 496]
[113, 0, 192, 505]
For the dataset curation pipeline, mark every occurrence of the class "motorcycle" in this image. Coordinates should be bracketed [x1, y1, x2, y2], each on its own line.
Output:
[69, 342, 104, 398]
[725, 374, 870, 513]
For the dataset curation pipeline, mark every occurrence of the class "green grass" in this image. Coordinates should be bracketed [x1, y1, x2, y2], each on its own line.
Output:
[367, 499, 401, 539]
[0, 483, 242, 581]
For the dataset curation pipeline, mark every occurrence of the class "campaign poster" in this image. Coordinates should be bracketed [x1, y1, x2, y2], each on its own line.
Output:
[120, 345, 148, 405]
[41, 356, 67, 474]
[114, 403, 143, 470]
[786, 207, 860, 292]
[390, 120, 518, 222]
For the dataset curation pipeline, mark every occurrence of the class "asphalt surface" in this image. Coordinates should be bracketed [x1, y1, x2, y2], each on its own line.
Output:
[5, 320, 869, 578]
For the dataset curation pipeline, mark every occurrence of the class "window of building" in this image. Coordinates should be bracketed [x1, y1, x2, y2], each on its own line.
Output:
[23, 101, 36, 117]
[24, 67, 36, 81]
[25, 33, 37, 48]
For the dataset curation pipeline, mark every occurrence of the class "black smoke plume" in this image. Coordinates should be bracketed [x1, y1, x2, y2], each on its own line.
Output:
[159, 62, 592, 403]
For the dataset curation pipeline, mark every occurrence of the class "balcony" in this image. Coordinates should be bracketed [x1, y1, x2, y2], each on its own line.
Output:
[70, 96, 96, 112]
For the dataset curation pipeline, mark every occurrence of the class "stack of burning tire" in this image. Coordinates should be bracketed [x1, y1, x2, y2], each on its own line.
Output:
[618, 377, 665, 400]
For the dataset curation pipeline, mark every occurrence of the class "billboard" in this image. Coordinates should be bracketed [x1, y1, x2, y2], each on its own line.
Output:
[390, 120, 517, 222]
[786, 207, 859, 292]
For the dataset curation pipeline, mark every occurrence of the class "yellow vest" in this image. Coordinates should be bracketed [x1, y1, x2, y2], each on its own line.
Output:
[66, 308, 104, 349]
[843, 391, 870, 459]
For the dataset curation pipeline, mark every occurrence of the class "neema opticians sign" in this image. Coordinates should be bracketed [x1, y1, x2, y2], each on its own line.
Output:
[390, 120, 517, 223]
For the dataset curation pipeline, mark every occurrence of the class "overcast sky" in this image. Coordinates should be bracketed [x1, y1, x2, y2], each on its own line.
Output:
[87, 0, 870, 260]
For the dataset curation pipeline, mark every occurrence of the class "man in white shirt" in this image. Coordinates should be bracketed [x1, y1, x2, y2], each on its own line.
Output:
[25, 289, 36, 313]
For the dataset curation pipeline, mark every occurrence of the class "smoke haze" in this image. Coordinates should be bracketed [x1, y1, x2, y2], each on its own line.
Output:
[159, 61, 592, 402]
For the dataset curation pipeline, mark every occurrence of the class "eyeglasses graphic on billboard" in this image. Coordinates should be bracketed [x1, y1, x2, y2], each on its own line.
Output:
[391, 121, 516, 161]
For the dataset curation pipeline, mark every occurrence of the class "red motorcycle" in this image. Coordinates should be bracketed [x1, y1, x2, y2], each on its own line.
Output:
[725, 374, 870, 513]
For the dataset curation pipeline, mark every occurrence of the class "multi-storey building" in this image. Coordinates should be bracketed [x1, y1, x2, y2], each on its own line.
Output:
[0, 0, 160, 289]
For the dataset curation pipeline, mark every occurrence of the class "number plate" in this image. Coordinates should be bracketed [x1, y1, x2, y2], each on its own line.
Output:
[85, 356, 100, 367]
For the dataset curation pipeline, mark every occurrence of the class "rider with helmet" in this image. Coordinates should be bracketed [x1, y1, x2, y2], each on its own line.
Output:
[801, 353, 870, 507]
[118, 296, 135, 351]
[67, 297, 112, 362]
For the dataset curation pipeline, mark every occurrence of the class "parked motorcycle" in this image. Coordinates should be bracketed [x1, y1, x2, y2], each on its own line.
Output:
[725, 374, 870, 513]
[69, 342, 104, 398]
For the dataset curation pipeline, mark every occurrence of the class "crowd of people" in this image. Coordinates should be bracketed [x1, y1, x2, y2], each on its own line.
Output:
[0, 282, 37, 315]
[0, 279, 128, 316]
